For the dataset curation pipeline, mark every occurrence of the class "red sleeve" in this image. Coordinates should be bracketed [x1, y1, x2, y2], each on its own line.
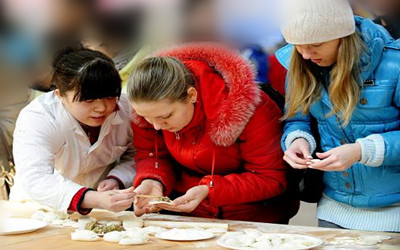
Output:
[268, 55, 287, 96]
[68, 188, 93, 215]
[199, 94, 287, 207]
[132, 123, 176, 195]
[106, 176, 125, 189]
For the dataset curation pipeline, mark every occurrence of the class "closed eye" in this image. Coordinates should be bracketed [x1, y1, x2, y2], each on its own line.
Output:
[161, 113, 173, 119]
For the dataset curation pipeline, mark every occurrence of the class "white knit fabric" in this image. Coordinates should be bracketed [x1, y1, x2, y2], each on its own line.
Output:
[280, 0, 356, 44]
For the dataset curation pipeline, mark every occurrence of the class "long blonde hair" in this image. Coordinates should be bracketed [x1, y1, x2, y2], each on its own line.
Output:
[283, 33, 365, 126]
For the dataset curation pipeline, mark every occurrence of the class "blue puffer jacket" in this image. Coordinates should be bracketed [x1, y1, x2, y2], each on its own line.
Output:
[276, 17, 400, 208]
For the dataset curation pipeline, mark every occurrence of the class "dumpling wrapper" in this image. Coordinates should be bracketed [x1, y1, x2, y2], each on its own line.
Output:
[71, 229, 100, 241]
[148, 201, 174, 206]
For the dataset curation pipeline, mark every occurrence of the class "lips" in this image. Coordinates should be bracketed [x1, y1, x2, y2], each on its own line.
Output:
[91, 115, 105, 121]
[311, 59, 322, 64]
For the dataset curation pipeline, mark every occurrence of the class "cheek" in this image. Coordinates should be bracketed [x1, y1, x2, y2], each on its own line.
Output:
[106, 100, 117, 112]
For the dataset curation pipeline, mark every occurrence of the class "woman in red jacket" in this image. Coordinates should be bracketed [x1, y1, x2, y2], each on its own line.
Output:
[128, 44, 297, 223]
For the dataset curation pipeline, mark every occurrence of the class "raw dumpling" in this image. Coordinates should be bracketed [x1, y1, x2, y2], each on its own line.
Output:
[123, 219, 143, 229]
[118, 232, 148, 246]
[62, 219, 80, 228]
[71, 229, 100, 241]
[244, 229, 263, 239]
[119, 237, 147, 245]
[142, 226, 167, 235]
[103, 231, 126, 243]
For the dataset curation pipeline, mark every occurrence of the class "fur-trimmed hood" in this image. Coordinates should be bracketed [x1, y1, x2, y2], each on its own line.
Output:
[133, 43, 261, 147]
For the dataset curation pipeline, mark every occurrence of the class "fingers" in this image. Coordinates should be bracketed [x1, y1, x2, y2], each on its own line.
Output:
[316, 151, 331, 159]
[97, 183, 106, 192]
[120, 186, 135, 193]
[284, 150, 309, 165]
[283, 152, 309, 169]
[110, 199, 135, 212]
[299, 147, 311, 161]
[309, 155, 336, 170]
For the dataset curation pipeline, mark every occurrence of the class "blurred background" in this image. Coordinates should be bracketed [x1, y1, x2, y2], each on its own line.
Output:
[1, 0, 399, 226]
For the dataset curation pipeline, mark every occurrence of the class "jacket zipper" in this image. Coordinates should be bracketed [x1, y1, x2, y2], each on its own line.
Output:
[175, 132, 180, 140]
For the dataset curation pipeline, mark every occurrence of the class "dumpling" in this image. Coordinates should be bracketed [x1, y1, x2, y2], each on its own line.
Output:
[243, 229, 263, 239]
[103, 231, 126, 243]
[71, 229, 100, 241]
[118, 233, 148, 246]
[142, 226, 167, 235]
[62, 219, 80, 228]
[123, 219, 143, 230]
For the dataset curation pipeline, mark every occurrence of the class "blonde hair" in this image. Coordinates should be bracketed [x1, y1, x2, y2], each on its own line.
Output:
[127, 56, 194, 103]
[283, 33, 365, 126]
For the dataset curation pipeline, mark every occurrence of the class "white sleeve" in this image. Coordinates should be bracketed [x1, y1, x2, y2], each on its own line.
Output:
[13, 110, 83, 213]
[107, 142, 136, 188]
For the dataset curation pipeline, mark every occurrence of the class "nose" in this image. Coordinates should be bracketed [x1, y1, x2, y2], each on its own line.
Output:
[297, 46, 313, 60]
[152, 121, 164, 130]
[93, 99, 106, 113]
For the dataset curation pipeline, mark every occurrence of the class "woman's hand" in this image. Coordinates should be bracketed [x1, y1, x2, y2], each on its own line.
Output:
[97, 179, 119, 192]
[309, 143, 361, 172]
[155, 185, 209, 213]
[81, 187, 135, 212]
[133, 179, 164, 216]
[283, 138, 312, 169]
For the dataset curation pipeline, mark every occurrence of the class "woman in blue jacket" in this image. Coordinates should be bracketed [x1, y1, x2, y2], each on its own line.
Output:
[277, 0, 400, 232]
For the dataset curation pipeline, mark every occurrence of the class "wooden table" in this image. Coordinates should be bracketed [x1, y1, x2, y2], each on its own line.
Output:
[1, 201, 399, 250]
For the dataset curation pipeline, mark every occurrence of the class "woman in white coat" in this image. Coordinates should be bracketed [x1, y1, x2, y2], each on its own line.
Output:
[10, 46, 136, 215]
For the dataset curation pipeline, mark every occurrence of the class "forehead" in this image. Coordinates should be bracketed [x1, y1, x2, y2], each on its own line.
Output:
[132, 99, 180, 118]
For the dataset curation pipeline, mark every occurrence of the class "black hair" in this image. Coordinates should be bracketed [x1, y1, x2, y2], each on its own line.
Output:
[51, 45, 121, 102]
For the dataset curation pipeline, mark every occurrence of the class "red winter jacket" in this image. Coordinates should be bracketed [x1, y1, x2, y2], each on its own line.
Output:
[132, 44, 297, 223]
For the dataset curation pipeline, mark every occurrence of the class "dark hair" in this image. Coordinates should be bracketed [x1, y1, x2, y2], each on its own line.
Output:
[51, 45, 121, 102]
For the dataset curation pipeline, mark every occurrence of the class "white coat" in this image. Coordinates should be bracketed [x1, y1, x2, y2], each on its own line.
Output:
[10, 91, 136, 212]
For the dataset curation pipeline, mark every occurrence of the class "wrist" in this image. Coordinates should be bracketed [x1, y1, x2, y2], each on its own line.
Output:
[200, 185, 209, 197]
[354, 142, 362, 162]
[81, 190, 99, 209]
[142, 179, 164, 192]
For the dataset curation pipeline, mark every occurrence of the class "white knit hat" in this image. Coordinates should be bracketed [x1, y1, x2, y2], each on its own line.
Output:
[280, 0, 356, 45]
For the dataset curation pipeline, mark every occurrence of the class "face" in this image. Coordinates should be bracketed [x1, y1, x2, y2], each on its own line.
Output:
[295, 39, 341, 67]
[132, 88, 197, 132]
[56, 90, 117, 127]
